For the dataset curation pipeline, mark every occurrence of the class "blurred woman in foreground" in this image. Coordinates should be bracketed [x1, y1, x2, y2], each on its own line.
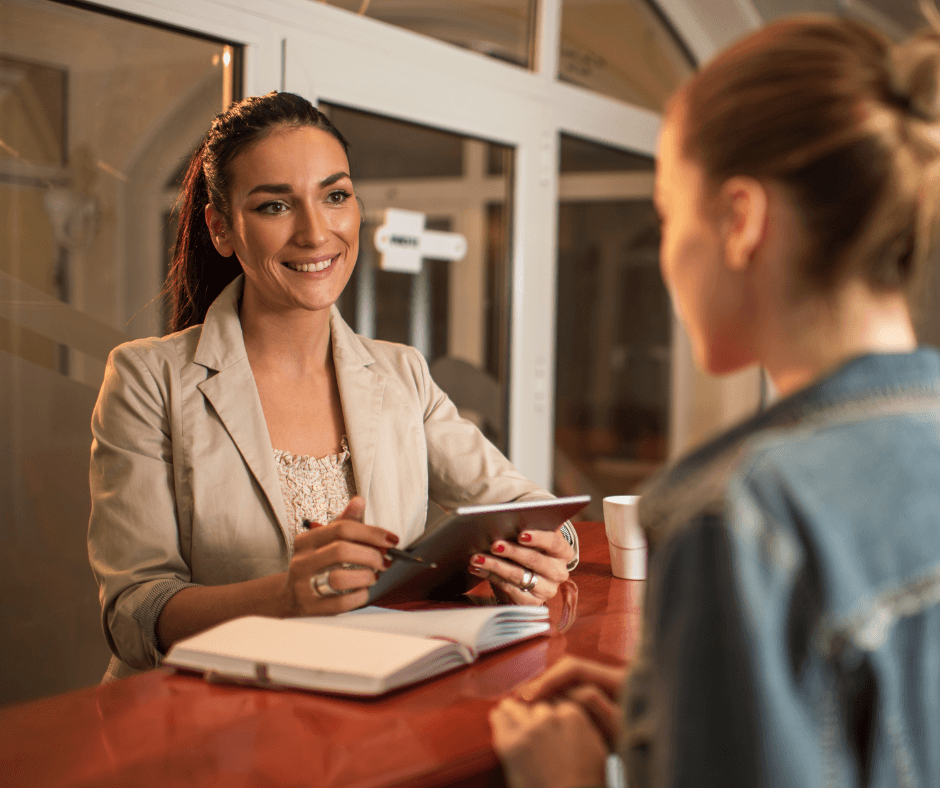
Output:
[493, 13, 940, 788]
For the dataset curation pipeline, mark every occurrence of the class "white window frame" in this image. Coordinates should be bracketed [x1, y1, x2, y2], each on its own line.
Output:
[83, 0, 762, 487]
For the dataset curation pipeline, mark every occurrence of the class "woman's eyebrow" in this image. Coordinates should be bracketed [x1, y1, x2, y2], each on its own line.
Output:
[320, 171, 351, 187]
[246, 183, 292, 196]
[245, 173, 350, 196]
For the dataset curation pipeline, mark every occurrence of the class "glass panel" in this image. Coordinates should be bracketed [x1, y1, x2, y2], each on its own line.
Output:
[326, 105, 464, 178]
[553, 134, 669, 521]
[322, 103, 514, 453]
[558, 0, 695, 111]
[560, 134, 654, 172]
[316, 0, 537, 68]
[0, 0, 236, 704]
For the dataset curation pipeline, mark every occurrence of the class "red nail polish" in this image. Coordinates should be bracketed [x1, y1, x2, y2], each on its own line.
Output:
[383, 556, 393, 568]
[472, 555, 486, 566]
[468, 565, 483, 575]
[519, 532, 532, 543]
[493, 543, 505, 553]
[386, 533, 400, 546]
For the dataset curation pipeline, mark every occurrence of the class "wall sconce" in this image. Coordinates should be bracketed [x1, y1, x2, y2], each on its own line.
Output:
[43, 186, 99, 250]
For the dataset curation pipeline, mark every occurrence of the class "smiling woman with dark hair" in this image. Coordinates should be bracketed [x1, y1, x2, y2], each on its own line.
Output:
[87, 91, 577, 683]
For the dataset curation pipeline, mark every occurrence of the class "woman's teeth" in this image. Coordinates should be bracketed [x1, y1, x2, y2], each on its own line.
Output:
[286, 256, 334, 272]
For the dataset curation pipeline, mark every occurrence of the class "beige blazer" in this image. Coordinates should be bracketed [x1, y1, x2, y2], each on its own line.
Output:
[88, 277, 554, 680]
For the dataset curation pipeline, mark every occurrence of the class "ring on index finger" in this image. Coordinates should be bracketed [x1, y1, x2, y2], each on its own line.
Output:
[519, 569, 538, 593]
[310, 569, 341, 597]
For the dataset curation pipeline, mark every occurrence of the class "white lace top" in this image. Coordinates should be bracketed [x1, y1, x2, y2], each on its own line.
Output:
[273, 437, 357, 534]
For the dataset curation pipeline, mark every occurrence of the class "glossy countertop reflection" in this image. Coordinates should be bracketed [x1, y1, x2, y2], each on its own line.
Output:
[1, 522, 644, 788]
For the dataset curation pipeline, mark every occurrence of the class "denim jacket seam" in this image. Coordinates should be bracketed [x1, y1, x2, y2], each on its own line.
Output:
[887, 713, 917, 788]
[816, 560, 940, 656]
[787, 387, 940, 430]
[820, 682, 840, 788]
[642, 387, 940, 549]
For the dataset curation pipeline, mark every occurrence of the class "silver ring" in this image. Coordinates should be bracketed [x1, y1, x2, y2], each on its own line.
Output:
[519, 569, 538, 593]
[310, 569, 341, 597]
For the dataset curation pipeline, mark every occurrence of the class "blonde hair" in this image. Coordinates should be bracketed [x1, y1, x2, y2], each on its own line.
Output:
[677, 15, 940, 296]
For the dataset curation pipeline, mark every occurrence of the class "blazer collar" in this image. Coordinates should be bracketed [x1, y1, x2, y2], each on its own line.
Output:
[330, 305, 387, 514]
[193, 276, 249, 372]
[192, 277, 293, 549]
[190, 277, 389, 537]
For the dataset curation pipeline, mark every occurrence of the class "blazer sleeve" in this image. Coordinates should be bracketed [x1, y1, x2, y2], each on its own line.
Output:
[410, 347, 579, 566]
[87, 345, 197, 670]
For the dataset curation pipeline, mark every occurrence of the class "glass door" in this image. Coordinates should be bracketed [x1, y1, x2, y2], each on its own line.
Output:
[322, 103, 515, 451]
[552, 134, 669, 521]
[0, 0, 236, 704]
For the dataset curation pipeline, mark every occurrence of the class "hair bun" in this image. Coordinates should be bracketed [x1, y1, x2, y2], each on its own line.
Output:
[889, 34, 940, 121]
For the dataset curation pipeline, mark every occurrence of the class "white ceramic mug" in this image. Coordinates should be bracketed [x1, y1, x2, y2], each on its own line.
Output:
[602, 495, 646, 580]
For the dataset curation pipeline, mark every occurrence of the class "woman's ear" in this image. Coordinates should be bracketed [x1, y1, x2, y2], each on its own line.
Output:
[205, 204, 235, 258]
[721, 176, 768, 272]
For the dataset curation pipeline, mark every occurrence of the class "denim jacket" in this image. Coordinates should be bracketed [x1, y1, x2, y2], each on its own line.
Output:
[621, 349, 940, 787]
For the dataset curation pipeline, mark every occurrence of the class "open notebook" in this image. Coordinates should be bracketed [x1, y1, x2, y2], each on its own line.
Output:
[163, 605, 550, 696]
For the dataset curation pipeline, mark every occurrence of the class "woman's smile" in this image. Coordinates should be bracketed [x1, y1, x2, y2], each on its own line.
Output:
[283, 254, 339, 274]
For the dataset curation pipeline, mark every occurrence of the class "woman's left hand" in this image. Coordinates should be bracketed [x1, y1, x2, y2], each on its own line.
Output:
[469, 528, 574, 603]
[490, 697, 608, 788]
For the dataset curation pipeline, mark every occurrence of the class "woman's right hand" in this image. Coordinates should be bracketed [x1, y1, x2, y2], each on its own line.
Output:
[283, 496, 398, 615]
[511, 655, 627, 747]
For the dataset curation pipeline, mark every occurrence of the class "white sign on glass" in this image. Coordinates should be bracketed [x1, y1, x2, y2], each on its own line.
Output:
[374, 208, 468, 273]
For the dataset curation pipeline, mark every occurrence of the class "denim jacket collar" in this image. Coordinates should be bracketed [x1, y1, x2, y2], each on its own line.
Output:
[640, 349, 940, 547]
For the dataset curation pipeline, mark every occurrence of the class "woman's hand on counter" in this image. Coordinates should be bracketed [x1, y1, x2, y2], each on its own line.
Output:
[490, 696, 608, 788]
[514, 655, 625, 746]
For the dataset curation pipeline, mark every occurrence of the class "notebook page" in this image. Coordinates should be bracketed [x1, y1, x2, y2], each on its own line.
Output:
[319, 606, 549, 652]
[165, 616, 455, 688]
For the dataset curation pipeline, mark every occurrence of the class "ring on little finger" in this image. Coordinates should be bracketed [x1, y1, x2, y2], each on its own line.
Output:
[518, 569, 538, 593]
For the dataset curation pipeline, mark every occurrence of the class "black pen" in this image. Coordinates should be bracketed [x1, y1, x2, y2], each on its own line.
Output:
[387, 548, 437, 568]
[301, 521, 435, 567]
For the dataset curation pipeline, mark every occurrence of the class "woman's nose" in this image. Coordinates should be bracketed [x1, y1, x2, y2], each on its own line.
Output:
[293, 204, 330, 247]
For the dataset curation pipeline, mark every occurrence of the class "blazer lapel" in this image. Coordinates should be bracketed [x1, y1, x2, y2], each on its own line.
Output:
[330, 307, 386, 516]
[194, 278, 292, 548]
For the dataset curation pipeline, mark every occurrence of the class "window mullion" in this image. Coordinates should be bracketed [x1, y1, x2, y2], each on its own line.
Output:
[534, 0, 562, 79]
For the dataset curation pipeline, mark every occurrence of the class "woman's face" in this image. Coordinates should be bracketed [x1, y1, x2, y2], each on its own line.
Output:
[655, 108, 752, 374]
[211, 125, 360, 315]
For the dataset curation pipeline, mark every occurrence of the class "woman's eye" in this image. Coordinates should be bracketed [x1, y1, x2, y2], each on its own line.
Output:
[327, 190, 351, 204]
[257, 201, 289, 214]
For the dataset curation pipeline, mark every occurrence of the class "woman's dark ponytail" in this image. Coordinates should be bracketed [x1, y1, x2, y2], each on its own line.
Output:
[163, 91, 349, 334]
[165, 146, 242, 334]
